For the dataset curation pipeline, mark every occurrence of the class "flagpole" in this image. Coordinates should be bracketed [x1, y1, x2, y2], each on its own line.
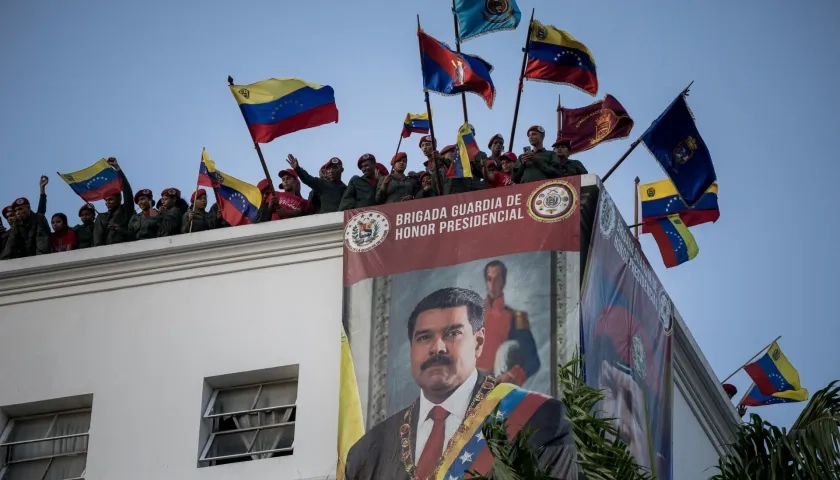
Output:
[451, 0, 469, 124]
[720, 335, 782, 384]
[736, 382, 756, 407]
[507, 8, 535, 153]
[395, 133, 404, 159]
[56, 171, 101, 215]
[634, 176, 640, 239]
[189, 149, 203, 233]
[418, 15, 445, 196]
[228, 75, 278, 206]
[557, 93, 563, 140]
[602, 80, 694, 182]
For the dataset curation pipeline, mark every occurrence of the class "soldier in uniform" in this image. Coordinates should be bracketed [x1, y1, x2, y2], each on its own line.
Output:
[0, 197, 51, 259]
[93, 158, 134, 247]
[478, 260, 541, 386]
[183, 188, 217, 233]
[486, 134, 506, 166]
[157, 188, 186, 237]
[513, 125, 563, 184]
[2, 205, 15, 227]
[374, 163, 389, 180]
[552, 138, 588, 176]
[376, 152, 419, 204]
[128, 189, 160, 240]
[73, 203, 96, 249]
[288, 155, 346, 213]
[339, 153, 379, 210]
[420, 135, 447, 196]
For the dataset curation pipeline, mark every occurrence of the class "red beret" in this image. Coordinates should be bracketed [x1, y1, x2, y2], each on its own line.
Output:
[487, 134, 504, 149]
[722, 383, 738, 398]
[419, 135, 436, 148]
[161, 188, 181, 198]
[321, 157, 343, 170]
[257, 178, 272, 192]
[13, 197, 30, 207]
[527, 125, 545, 136]
[553, 137, 572, 148]
[375, 163, 389, 176]
[419, 171, 431, 180]
[440, 145, 456, 156]
[134, 189, 153, 204]
[357, 153, 376, 168]
[78, 203, 95, 216]
[190, 188, 207, 203]
[2, 206, 12, 217]
[278, 169, 299, 180]
[391, 152, 407, 166]
[501, 152, 517, 162]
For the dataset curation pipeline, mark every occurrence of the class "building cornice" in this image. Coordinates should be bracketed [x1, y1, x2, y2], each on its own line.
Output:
[0, 212, 345, 307]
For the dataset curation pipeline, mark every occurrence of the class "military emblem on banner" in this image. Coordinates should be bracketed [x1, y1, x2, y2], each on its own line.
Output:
[598, 189, 616, 239]
[344, 211, 390, 253]
[527, 180, 576, 223]
[658, 290, 673, 335]
[673, 136, 697, 165]
[238, 88, 250, 99]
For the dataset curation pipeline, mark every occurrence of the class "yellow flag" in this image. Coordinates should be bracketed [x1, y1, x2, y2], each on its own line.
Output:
[336, 326, 364, 479]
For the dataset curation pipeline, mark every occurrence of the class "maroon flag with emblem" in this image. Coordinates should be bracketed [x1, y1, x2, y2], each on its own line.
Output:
[558, 94, 634, 154]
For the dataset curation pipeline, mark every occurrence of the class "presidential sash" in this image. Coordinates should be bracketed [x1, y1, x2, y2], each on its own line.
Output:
[435, 383, 551, 480]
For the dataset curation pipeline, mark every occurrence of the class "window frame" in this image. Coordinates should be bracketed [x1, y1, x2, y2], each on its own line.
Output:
[0, 407, 91, 480]
[199, 379, 297, 464]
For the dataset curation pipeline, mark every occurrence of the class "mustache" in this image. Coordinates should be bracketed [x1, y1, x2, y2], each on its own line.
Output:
[421, 354, 452, 371]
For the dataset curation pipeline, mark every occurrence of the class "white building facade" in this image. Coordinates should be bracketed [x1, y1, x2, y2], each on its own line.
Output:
[0, 178, 739, 480]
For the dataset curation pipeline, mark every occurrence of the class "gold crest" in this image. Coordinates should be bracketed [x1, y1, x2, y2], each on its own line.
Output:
[238, 88, 250, 99]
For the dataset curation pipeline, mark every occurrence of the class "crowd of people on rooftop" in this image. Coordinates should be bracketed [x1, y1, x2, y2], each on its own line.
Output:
[0, 124, 586, 260]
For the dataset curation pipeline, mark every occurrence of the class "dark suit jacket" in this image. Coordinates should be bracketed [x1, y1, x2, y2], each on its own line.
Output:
[344, 373, 578, 479]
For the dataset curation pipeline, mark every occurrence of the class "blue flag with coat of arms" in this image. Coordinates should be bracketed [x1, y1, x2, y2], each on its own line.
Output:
[454, 0, 521, 43]
[641, 93, 717, 208]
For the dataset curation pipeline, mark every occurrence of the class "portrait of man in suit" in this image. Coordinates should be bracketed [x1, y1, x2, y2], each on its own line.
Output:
[344, 287, 577, 480]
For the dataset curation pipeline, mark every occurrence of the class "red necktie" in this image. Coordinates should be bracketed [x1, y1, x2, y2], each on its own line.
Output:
[416, 406, 449, 480]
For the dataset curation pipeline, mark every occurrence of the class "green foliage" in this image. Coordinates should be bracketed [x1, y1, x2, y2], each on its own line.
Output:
[711, 380, 840, 480]
[467, 355, 651, 480]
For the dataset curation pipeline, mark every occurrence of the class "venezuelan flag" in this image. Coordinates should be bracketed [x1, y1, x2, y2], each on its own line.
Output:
[58, 159, 122, 202]
[647, 214, 698, 268]
[741, 384, 808, 407]
[336, 326, 364, 480]
[401, 112, 430, 138]
[230, 78, 338, 144]
[744, 342, 809, 400]
[524, 20, 598, 96]
[641, 179, 719, 233]
[450, 123, 478, 178]
[197, 150, 261, 226]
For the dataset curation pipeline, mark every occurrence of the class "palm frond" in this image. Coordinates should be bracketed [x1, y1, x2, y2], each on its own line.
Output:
[711, 380, 840, 480]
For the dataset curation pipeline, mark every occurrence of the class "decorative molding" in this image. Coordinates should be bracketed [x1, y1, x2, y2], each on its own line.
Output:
[0, 213, 345, 306]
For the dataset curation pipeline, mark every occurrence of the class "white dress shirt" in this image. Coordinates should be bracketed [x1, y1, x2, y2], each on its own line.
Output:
[414, 369, 479, 462]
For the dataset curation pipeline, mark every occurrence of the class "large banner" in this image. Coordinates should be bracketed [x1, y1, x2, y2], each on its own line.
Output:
[342, 179, 581, 480]
[581, 186, 674, 479]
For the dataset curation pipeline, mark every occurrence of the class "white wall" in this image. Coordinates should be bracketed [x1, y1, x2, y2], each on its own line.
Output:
[673, 385, 723, 480]
[0, 216, 345, 480]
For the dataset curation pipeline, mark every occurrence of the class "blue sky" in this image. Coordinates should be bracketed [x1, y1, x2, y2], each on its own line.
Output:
[2, 0, 838, 430]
